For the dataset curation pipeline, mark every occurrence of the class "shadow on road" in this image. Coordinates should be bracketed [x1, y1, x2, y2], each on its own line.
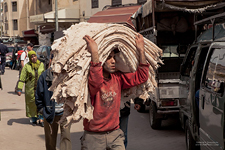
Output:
[0, 108, 21, 112]
[38, 131, 83, 149]
[8, 91, 25, 95]
[7, 118, 30, 125]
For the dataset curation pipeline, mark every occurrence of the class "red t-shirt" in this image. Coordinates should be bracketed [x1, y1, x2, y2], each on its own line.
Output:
[83, 62, 150, 132]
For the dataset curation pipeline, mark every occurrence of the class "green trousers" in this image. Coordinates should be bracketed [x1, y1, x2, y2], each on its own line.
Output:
[44, 115, 72, 150]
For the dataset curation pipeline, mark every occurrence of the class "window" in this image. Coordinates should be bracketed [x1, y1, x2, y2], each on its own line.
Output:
[180, 47, 197, 77]
[161, 45, 186, 58]
[4, 16, 8, 22]
[112, 0, 121, 6]
[204, 49, 225, 93]
[4, 3, 8, 12]
[12, 1, 17, 12]
[137, 0, 147, 4]
[13, 19, 18, 30]
[42, 47, 48, 57]
[5, 23, 8, 30]
[92, 0, 98, 8]
[39, 0, 41, 8]
[36, 48, 42, 56]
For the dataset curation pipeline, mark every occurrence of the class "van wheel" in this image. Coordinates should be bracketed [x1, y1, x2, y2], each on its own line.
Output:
[185, 120, 199, 150]
[149, 101, 161, 129]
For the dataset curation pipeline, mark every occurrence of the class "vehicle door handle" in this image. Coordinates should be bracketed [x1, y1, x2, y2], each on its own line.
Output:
[201, 95, 205, 110]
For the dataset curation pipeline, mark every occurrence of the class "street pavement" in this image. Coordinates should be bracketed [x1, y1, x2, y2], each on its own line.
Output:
[0, 67, 185, 150]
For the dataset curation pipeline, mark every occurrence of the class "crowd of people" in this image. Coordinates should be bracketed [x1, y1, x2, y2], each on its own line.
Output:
[1, 34, 147, 150]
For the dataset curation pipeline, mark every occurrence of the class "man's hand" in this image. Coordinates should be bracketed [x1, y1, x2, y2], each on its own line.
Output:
[83, 35, 99, 63]
[17, 91, 21, 96]
[21, 60, 24, 68]
[134, 104, 141, 111]
[135, 34, 145, 52]
[83, 35, 98, 54]
[135, 34, 147, 64]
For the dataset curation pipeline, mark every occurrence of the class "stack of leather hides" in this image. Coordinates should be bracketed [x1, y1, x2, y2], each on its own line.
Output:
[49, 22, 163, 125]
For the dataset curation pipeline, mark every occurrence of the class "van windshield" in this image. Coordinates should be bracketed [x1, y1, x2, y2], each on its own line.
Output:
[161, 45, 185, 58]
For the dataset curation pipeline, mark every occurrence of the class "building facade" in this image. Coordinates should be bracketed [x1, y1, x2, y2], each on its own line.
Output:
[1, 0, 148, 44]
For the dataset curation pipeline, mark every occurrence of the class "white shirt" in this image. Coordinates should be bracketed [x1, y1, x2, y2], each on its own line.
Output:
[20, 51, 29, 65]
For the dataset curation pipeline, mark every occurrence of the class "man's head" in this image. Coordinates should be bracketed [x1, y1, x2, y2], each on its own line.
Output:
[103, 49, 120, 75]
[0, 39, 3, 43]
[27, 43, 34, 51]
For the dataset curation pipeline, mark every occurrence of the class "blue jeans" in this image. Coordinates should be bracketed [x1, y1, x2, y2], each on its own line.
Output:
[1, 56, 6, 73]
[31, 117, 37, 123]
[1, 58, 6, 74]
[119, 115, 129, 148]
[30, 115, 43, 123]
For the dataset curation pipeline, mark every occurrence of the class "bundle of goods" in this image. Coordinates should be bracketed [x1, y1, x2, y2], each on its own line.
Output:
[17, 50, 24, 61]
[49, 22, 163, 125]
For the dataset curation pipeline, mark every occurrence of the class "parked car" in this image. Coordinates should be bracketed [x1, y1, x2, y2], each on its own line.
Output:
[23, 45, 40, 52]
[36, 45, 51, 70]
[5, 46, 15, 67]
[5, 45, 23, 68]
[33, 45, 40, 52]
[179, 12, 225, 150]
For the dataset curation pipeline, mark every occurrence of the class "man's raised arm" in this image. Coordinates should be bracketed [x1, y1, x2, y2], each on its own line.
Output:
[83, 35, 103, 97]
[83, 35, 99, 63]
[135, 34, 147, 64]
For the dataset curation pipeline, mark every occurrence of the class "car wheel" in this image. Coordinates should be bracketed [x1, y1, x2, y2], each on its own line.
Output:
[149, 101, 161, 129]
[185, 119, 199, 150]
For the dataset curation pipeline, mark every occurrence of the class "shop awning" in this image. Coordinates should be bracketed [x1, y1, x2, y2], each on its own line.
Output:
[136, 0, 225, 18]
[88, 5, 141, 30]
[22, 29, 37, 37]
[40, 25, 55, 34]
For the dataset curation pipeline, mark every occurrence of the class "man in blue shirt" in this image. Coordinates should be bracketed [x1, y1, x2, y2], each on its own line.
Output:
[0, 39, 9, 75]
[35, 67, 72, 150]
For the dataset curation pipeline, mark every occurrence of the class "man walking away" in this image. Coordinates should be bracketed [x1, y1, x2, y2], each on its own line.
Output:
[11, 43, 18, 70]
[120, 101, 131, 148]
[0, 39, 9, 75]
[35, 67, 72, 150]
[20, 43, 33, 68]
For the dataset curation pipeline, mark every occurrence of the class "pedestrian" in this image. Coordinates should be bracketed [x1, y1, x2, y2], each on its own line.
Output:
[35, 66, 72, 150]
[119, 101, 131, 148]
[20, 43, 34, 68]
[0, 74, 2, 90]
[17, 51, 45, 126]
[134, 97, 146, 113]
[11, 43, 18, 70]
[120, 97, 145, 149]
[15, 43, 34, 92]
[0, 39, 9, 75]
[81, 34, 149, 150]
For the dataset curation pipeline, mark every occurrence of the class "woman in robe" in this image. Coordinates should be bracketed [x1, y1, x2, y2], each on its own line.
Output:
[17, 50, 45, 126]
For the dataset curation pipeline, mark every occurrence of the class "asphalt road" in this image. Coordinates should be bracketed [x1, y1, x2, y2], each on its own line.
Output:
[0, 68, 185, 150]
